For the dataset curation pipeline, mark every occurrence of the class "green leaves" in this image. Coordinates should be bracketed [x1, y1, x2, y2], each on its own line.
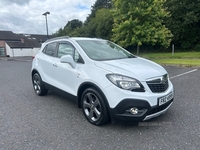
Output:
[112, 0, 173, 49]
[55, 19, 83, 37]
[54, 0, 200, 51]
[86, 8, 113, 39]
[55, 0, 113, 39]
[165, 0, 200, 50]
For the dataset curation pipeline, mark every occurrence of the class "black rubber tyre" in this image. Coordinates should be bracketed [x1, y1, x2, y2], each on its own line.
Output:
[32, 73, 48, 96]
[81, 88, 110, 126]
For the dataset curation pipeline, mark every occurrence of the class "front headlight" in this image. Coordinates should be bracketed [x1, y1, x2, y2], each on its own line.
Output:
[106, 74, 145, 92]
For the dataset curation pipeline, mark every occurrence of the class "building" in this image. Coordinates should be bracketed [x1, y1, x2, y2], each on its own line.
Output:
[0, 30, 54, 57]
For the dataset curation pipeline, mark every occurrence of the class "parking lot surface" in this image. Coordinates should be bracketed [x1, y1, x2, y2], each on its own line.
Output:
[0, 60, 199, 150]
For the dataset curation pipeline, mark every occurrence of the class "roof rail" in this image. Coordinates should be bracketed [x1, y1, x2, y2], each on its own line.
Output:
[45, 36, 70, 42]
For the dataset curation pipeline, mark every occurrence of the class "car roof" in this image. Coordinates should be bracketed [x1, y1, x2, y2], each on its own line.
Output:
[45, 36, 105, 44]
[71, 37, 104, 41]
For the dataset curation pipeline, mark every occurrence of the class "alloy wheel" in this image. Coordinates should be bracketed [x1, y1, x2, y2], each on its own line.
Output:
[33, 74, 41, 95]
[83, 92, 102, 122]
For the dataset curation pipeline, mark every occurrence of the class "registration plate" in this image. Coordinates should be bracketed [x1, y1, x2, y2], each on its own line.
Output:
[158, 92, 173, 106]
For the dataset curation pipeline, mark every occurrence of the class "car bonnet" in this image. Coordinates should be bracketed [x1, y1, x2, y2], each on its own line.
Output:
[94, 57, 167, 82]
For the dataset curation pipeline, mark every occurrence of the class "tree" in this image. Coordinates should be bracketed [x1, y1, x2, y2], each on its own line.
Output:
[55, 19, 83, 37]
[95, 8, 113, 39]
[55, 28, 65, 36]
[55, 0, 113, 38]
[65, 19, 83, 29]
[85, 0, 112, 24]
[112, 0, 173, 54]
[166, 0, 200, 50]
[92, 0, 112, 10]
[85, 8, 113, 39]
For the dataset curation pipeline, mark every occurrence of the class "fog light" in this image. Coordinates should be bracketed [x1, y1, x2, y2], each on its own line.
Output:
[130, 107, 139, 115]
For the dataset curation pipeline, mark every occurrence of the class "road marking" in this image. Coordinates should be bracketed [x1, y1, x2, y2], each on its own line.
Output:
[169, 69, 198, 79]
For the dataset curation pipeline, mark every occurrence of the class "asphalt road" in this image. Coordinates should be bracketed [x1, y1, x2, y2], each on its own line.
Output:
[0, 60, 199, 150]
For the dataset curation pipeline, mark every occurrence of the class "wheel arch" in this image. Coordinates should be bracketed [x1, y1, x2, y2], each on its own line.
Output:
[77, 82, 110, 110]
[31, 69, 40, 77]
[31, 69, 48, 96]
[31, 69, 44, 85]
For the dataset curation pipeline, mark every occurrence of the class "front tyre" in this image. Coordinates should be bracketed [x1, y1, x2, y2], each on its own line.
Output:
[81, 88, 110, 126]
[32, 73, 48, 96]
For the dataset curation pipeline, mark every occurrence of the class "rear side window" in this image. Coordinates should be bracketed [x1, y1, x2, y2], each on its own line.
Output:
[43, 42, 57, 56]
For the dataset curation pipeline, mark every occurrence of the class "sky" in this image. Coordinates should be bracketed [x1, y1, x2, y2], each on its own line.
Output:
[0, 0, 96, 35]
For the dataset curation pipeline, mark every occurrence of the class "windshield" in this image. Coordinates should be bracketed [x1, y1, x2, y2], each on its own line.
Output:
[76, 40, 136, 61]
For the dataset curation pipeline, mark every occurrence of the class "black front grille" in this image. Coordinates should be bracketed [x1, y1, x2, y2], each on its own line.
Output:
[146, 74, 169, 93]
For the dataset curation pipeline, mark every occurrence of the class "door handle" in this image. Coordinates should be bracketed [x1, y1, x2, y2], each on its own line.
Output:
[53, 63, 57, 67]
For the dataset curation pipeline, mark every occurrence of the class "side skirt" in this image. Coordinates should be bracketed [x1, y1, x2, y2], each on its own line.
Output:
[43, 82, 78, 104]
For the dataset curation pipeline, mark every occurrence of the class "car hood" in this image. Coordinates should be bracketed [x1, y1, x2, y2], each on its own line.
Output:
[94, 57, 167, 81]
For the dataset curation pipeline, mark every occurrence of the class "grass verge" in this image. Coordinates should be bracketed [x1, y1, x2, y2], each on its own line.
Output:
[138, 52, 200, 66]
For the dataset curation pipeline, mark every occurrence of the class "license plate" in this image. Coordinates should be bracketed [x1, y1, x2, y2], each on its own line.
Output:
[158, 92, 173, 106]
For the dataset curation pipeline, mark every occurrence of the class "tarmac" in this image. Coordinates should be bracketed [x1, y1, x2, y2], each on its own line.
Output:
[0, 56, 33, 62]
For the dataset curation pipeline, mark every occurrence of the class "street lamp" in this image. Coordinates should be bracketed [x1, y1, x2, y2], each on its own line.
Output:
[42, 11, 50, 39]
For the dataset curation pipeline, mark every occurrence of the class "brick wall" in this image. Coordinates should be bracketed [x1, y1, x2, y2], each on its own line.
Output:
[0, 40, 5, 47]
[0, 41, 6, 56]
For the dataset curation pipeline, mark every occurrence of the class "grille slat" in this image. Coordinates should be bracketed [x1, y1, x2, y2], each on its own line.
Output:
[146, 74, 169, 93]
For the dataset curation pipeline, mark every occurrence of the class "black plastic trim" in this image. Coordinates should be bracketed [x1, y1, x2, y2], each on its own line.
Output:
[109, 98, 173, 123]
[110, 99, 151, 122]
[43, 82, 78, 103]
[77, 82, 110, 110]
[149, 99, 173, 115]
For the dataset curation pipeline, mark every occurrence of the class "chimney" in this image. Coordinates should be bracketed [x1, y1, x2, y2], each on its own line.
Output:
[21, 38, 24, 43]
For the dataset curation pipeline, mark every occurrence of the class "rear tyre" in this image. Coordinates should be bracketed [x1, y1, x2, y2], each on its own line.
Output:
[81, 88, 110, 126]
[32, 73, 48, 96]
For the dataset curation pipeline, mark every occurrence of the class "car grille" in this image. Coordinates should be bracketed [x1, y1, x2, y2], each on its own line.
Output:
[146, 74, 169, 93]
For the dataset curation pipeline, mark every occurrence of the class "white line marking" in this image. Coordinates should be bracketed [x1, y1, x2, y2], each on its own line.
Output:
[170, 69, 198, 79]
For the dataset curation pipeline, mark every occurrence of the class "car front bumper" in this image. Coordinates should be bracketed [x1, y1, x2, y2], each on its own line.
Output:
[109, 98, 173, 122]
[102, 78, 174, 122]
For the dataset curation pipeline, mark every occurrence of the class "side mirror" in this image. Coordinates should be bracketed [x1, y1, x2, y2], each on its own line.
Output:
[60, 55, 76, 68]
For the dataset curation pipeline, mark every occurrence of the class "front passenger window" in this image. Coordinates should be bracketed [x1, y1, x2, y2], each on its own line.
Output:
[57, 43, 74, 58]
[57, 42, 84, 64]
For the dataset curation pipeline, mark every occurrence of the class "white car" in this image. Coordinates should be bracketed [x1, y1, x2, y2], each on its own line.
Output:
[31, 37, 174, 125]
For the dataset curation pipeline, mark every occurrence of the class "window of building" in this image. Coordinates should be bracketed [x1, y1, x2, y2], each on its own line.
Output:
[0, 47, 5, 56]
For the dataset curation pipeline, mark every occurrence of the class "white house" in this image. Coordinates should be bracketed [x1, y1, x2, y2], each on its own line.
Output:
[0, 31, 54, 57]
[5, 43, 40, 57]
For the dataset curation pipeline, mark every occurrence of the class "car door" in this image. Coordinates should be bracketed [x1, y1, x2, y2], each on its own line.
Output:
[37, 42, 57, 85]
[51, 41, 84, 96]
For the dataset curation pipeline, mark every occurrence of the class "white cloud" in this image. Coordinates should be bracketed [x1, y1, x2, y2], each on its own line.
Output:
[0, 0, 95, 34]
